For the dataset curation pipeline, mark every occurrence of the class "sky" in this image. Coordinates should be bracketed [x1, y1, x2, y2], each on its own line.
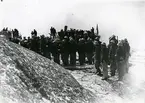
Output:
[0, 0, 145, 49]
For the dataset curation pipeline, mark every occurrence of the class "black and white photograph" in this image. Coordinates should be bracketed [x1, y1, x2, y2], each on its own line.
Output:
[0, 0, 145, 103]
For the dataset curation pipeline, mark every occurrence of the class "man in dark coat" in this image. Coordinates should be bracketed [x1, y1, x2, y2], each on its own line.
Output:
[13, 29, 19, 38]
[50, 27, 56, 39]
[27, 37, 31, 50]
[60, 36, 69, 66]
[116, 41, 126, 81]
[108, 40, 118, 76]
[77, 38, 86, 65]
[123, 39, 130, 73]
[31, 29, 37, 37]
[93, 36, 102, 76]
[101, 43, 109, 80]
[69, 36, 77, 66]
[85, 37, 94, 64]
[51, 38, 61, 64]
[40, 35, 47, 56]
[45, 37, 52, 59]
[30, 35, 40, 53]
[58, 29, 64, 40]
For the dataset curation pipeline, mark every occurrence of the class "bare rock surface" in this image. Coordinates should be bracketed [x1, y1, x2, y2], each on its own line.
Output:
[0, 38, 95, 103]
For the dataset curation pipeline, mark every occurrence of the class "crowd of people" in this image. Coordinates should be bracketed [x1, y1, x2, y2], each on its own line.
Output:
[0, 26, 130, 81]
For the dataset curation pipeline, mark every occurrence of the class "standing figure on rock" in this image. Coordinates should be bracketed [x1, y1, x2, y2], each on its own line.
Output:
[77, 38, 86, 65]
[31, 29, 37, 37]
[108, 40, 118, 76]
[31, 35, 40, 53]
[123, 39, 130, 73]
[101, 42, 109, 80]
[69, 36, 77, 66]
[116, 41, 126, 81]
[52, 38, 61, 64]
[58, 29, 64, 40]
[60, 36, 69, 66]
[45, 37, 52, 59]
[40, 35, 47, 57]
[85, 37, 94, 64]
[27, 37, 31, 50]
[93, 36, 102, 76]
[13, 29, 19, 38]
[50, 27, 56, 39]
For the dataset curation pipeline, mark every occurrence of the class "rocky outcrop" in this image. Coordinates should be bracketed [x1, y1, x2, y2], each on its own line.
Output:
[0, 38, 95, 103]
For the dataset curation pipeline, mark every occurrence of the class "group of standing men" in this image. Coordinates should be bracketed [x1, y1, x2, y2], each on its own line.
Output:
[1, 26, 130, 81]
[94, 35, 130, 80]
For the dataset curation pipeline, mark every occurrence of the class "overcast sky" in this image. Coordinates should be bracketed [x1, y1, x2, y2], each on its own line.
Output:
[0, 0, 145, 49]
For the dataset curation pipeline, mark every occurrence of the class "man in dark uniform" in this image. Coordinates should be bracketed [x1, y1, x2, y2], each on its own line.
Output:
[69, 36, 77, 66]
[50, 27, 56, 39]
[108, 40, 118, 76]
[51, 38, 61, 64]
[33, 29, 37, 37]
[77, 38, 86, 65]
[64, 26, 68, 33]
[58, 29, 64, 40]
[91, 27, 95, 36]
[27, 37, 31, 50]
[13, 29, 19, 38]
[40, 35, 47, 56]
[64, 26, 69, 37]
[60, 36, 69, 66]
[45, 37, 52, 59]
[30, 32, 39, 53]
[123, 39, 130, 73]
[116, 41, 126, 81]
[85, 37, 94, 64]
[93, 36, 102, 75]
[101, 42, 109, 80]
